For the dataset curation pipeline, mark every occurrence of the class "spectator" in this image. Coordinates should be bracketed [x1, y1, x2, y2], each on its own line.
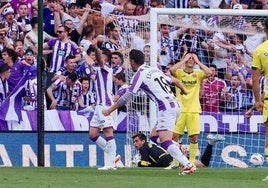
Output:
[13, 39, 24, 59]
[231, 4, 246, 30]
[0, 63, 11, 105]
[113, 72, 128, 112]
[201, 64, 227, 112]
[11, 0, 35, 19]
[16, 2, 32, 34]
[43, 0, 58, 37]
[1, 48, 27, 92]
[0, 23, 13, 54]
[224, 73, 246, 111]
[43, 25, 81, 87]
[24, 17, 53, 55]
[86, 2, 105, 37]
[1, 6, 23, 44]
[46, 72, 85, 111]
[79, 76, 95, 108]
[51, 55, 78, 83]
[210, 30, 234, 79]
[79, 24, 97, 52]
[129, 22, 150, 51]
[102, 22, 124, 53]
[23, 48, 36, 67]
[54, 3, 91, 44]
[117, 1, 138, 33]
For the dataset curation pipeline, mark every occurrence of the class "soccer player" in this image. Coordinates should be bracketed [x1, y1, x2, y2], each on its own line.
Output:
[169, 52, 212, 164]
[102, 49, 196, 175]
[132, 133, 173, 167]
[83, 47, 118, 170]
[252, 17, 268, 163]
[132, 132, 225, 168]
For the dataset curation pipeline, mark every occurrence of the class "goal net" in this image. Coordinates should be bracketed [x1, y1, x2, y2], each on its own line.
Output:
[113, 8, 268, 168]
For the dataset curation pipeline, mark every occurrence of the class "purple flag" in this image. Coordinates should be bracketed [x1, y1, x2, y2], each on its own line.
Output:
[0, 68, 35, 122]
[58, 110, 75, 130]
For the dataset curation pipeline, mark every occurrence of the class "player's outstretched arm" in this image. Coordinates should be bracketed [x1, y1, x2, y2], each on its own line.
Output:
[245, 105, 256, 119]
[102, 91, 133, 116]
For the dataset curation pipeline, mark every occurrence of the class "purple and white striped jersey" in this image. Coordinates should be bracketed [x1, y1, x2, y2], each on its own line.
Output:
[52, 79, 82, 110]
[128, 64, 179, 111]
[0, 77, 8, 105]
[92, 62, 113, 106]
[28, 78, 37, 109]
[47, 39, 79, 73]
[116, 83, 128, 97]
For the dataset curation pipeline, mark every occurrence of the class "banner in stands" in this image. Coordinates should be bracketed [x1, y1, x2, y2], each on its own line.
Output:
[0, 110, 265, 132]
[0, 132, 266, 168]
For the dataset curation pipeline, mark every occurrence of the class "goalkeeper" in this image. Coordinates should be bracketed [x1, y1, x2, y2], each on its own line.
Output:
[132, 133, 224, 168]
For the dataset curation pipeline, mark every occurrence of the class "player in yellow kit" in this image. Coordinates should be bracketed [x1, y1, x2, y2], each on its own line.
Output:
[252, 17, 268, 165]
[169, 52, 212, 163]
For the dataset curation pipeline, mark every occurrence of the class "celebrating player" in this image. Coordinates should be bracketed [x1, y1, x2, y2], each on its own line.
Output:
[102, 49, 196, 175]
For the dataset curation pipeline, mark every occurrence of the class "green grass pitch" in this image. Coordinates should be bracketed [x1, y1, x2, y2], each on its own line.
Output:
[0, 167, 267, 188]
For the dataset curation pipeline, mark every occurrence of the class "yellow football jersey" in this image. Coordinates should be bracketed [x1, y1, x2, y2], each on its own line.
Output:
[174, 69, 205, 112]
[252, 40, 268, 99]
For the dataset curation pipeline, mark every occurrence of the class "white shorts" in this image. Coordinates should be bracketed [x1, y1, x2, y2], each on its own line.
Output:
[90, 105, 116, 129]
[156, 107, 180, 132]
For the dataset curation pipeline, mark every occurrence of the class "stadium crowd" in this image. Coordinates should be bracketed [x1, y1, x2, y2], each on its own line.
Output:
[0, 0, 267, 122]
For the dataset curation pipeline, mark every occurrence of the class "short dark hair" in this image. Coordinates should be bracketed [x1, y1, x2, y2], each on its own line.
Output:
[30, 17, 38, 28]
[83, 24, 94, 36]
[67, 72, 78, 82]
[129, 49, 144, 65]
[112, 51, 124, 63]
[79, 76, 90, 83]
[2, 48, 17, 62]
[132, 133, 147, 141]
[100, 47, 112, 62]
[87, 46, 96, 55]
[67, 3, 78, 9]
[65, 55, 76, 62]
[208, 64, 217, 70]
[91, 2, 102, 11]
[0, 63, 10, 74]
[114, 72, 126, 82]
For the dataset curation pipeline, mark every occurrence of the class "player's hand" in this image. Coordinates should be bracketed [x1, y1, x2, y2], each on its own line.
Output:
[180, 88, 188, 95]
[50, 100, 57, 109]
[255, 101, 264, 113]
[102, 109, 110, 116]
[245, 110, 253, 119]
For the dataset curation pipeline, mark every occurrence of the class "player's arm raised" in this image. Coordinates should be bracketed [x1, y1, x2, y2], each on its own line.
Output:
[192, 53, 212, 77]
